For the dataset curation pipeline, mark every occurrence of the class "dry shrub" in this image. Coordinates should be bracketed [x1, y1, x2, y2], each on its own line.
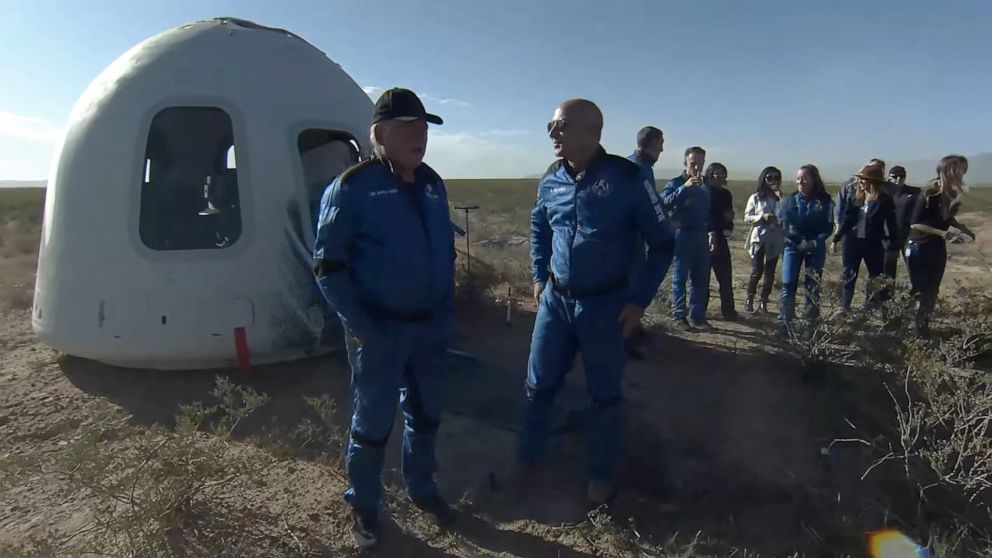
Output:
[0, 219, 41, 258]
[0, 377, 346, 558]
[0, 219, 40, 311]
[898, 321, 992, 506]
[0, 255, 37, 311]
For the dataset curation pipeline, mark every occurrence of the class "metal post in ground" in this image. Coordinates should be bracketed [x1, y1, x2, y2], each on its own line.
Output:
[454, 205, 479, 277]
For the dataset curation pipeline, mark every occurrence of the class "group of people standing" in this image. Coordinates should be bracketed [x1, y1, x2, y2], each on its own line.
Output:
[312, 89, 974, 548]
[629, 133, 974, 339]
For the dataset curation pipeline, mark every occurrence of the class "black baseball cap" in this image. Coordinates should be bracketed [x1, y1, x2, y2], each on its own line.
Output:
[372, 88, 443, 125]
[889, 165, 907, 178]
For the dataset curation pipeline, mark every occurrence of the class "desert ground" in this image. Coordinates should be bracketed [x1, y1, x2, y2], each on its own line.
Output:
[2, 181, 991, 557]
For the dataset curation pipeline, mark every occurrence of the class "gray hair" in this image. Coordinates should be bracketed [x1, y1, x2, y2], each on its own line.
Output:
[369, 123, 384, 158]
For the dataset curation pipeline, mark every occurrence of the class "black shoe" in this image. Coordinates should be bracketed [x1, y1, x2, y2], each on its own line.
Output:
[411, 494, 457, 526]
[745, 297, 755, 313]
[722, 310, 739, 322]
[672, 318, 693, 332]
[351, 510, 379, 548]
[757, 301, 769, 315]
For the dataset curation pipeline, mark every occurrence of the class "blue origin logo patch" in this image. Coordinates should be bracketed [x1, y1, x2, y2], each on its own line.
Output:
[591, 179, 612, 197]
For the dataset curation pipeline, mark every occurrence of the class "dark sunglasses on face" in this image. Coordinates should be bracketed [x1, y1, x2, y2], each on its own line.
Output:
[547, 119, 568, 133]
[766, 175, 781, 181]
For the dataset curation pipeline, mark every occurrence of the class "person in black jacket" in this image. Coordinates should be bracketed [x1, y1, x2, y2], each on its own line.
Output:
[881, 165, 920, 300]
[705, 163, 737, 320]
[907, 155, 971, 338]
[883, 165, 976, 302]
[832, 162, 898, 311]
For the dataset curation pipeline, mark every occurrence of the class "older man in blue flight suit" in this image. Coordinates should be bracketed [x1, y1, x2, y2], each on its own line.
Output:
[313, 88, 456, 548]
[662, 146, 712, 330]
[520, 99, 674, 505]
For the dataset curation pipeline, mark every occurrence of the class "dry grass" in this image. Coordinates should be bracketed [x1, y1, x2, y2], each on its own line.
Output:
[0, 188, 43, 311]
[0, 226, 39, 311]
[4, 183, 992, 556]
[0, 377, 348, 558]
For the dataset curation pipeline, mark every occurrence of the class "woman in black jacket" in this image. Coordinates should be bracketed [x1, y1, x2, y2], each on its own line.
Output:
[906, 155, 970, 338]
[832, 162, 898, 311]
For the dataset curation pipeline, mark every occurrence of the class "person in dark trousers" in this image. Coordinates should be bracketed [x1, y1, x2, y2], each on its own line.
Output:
[832, 162, 898, 311]
[522, 99, 674, 505]
[625, 125, 666, 359]
[743, 166, 784, 314]
[884, 166, 975, 304]
[881, 165, 920, 299]
[313, 88, 456, 548]
[662, 147, 712, 330]
[705, 162, 737, 320]
[907, 155, 970, 338]
[777, 164, 834, 329]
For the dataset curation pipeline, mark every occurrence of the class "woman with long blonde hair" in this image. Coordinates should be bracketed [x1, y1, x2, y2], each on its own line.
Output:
[905, 155, 969, 338]
[832, 162, 897, 311]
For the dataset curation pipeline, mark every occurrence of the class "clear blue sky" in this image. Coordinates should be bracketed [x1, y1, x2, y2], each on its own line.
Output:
[1, 0, 990, 181]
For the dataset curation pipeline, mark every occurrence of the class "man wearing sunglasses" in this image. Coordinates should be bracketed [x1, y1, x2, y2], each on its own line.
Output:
[881, 166, 920, 298]
[521, 99, 673, 504]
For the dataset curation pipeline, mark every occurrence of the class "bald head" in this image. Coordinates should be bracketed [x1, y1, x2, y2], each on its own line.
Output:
[558, 99, 603, 133]
[549, 98, 603, 168]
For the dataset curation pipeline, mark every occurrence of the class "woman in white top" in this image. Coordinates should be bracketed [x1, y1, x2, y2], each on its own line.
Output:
[743, 166, 785, 313]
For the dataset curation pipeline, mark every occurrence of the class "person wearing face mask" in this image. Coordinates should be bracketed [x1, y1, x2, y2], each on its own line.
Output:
[743, 167, 785, 314]
[521, 99, 674, 505]
[313, 88, 456, 547]
[662, 146, 713, 330]
[705, 163, 737, 320]
[777, 164, 835, 329]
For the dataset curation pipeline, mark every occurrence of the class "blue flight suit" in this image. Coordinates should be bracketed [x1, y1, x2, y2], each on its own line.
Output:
[834, 178, 857, 225]
[521, 147, 673, 483]
[777, 191, 834, 324]
[661, 174, 712, 323]
[313, 157, 456, 521]
[627, 151, 657, 189]
[627, 151, 658, 278]
[311, 191, 342, 346]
